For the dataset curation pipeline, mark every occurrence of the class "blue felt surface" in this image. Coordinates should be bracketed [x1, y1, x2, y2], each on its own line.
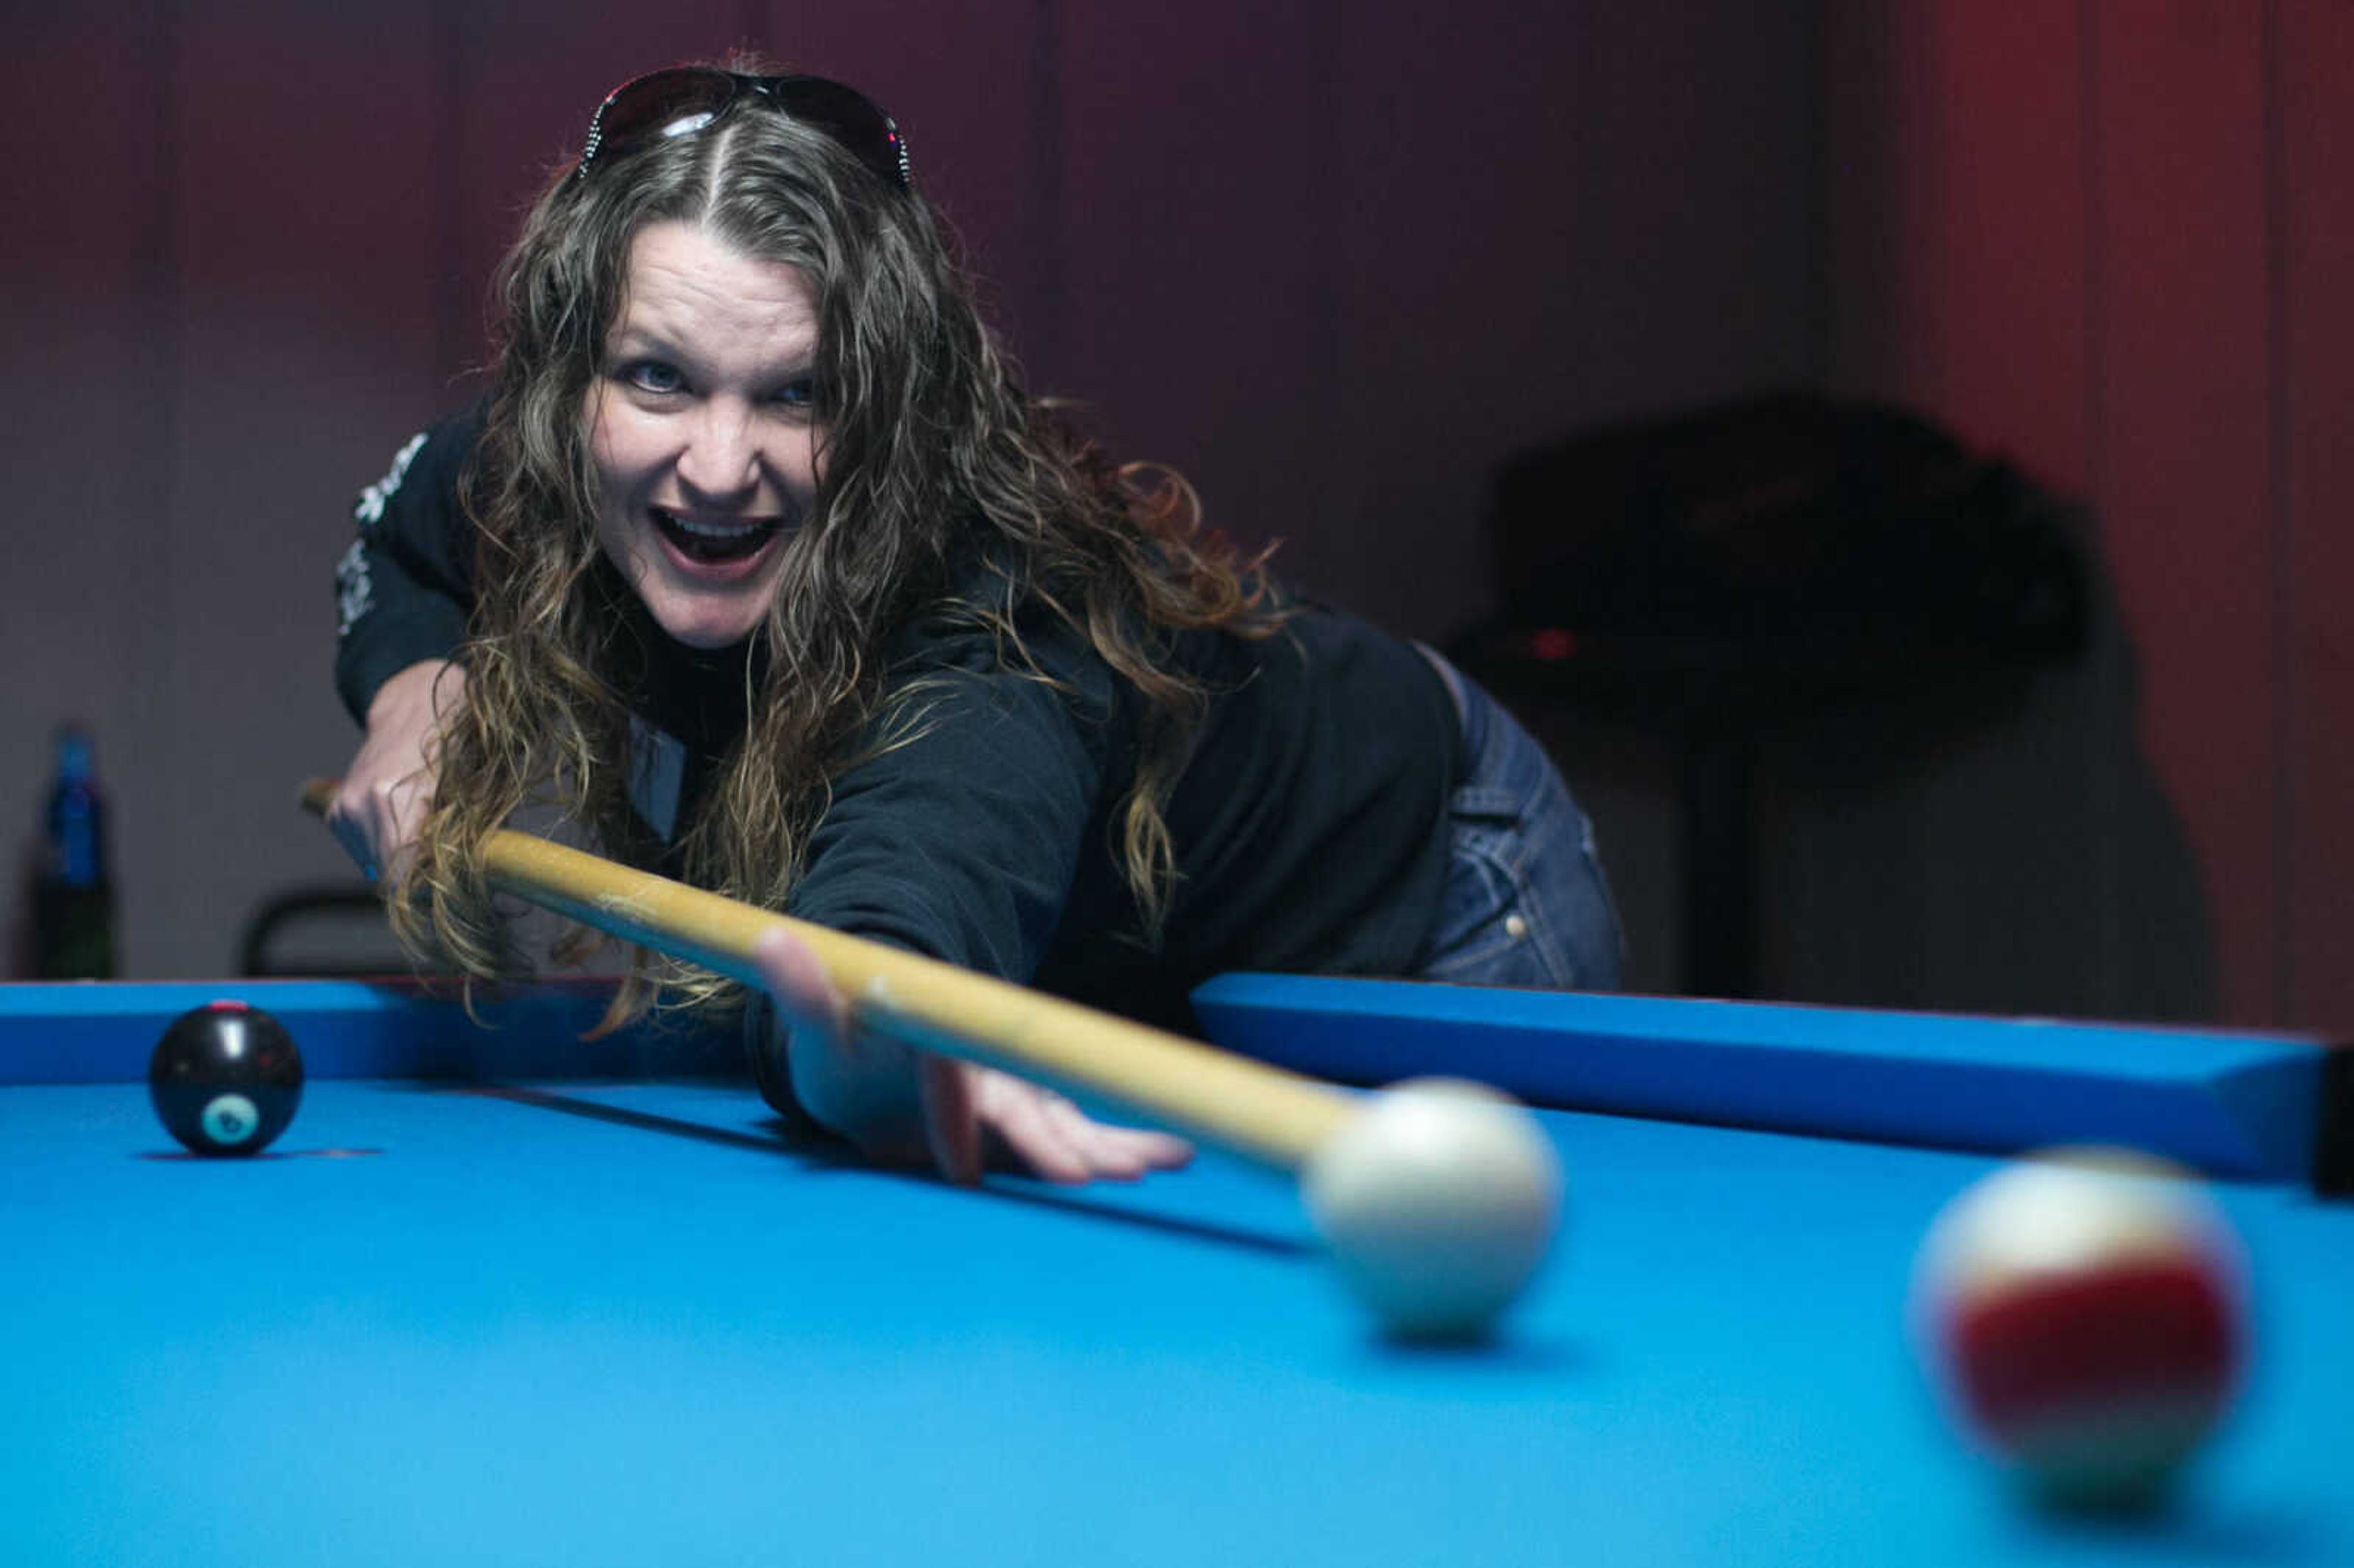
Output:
[0, 1078, 2347, 1567]
[1194, 974, 2336, 1180]
[0, 978, 729, 1084]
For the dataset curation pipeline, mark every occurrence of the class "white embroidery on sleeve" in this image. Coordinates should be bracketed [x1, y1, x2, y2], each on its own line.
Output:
[354, 431, 429, 527]
[335, 538, 374, 637]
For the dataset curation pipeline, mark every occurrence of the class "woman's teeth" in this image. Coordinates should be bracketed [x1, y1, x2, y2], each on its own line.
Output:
[653, 506, 778, 563]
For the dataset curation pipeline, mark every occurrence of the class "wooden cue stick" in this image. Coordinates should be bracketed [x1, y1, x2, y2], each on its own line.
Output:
[300, 779, 1353, 1170]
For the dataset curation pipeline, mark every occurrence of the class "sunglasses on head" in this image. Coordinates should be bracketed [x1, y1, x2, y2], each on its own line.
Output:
[576, 66, 913, 192]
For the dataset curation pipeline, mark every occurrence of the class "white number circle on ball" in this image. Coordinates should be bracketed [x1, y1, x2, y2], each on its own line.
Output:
[201, 1094, 261, 1145]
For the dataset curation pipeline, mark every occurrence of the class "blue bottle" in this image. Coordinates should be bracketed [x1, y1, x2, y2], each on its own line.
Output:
[34, 726, 114, 978]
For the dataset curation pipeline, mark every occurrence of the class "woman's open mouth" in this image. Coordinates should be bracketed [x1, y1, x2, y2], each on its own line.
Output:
[650, 505, 786, 573]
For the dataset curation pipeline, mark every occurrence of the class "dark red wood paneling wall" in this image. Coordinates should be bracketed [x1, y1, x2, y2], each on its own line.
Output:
[1826, 1, 2350, 1027]
[2281, 0, 2354, 1029]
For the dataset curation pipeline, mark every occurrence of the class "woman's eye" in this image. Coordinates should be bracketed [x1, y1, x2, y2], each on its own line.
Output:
[770, 376, 817, 409]
[621, 360, 685, 395]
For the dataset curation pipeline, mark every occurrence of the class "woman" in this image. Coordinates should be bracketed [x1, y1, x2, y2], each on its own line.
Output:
[329, 63, 1621, 1185]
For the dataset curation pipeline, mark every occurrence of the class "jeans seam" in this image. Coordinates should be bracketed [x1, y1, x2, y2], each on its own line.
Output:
[1412, 644, 1623, 991]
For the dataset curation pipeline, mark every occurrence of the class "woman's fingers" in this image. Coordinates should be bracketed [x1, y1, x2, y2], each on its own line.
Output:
[918, 1055, 983, 1186]
[1040, 1092, 1145, 1180]
[970, 1068, 1089, 1183]
[973, 1069, 1193, 1184]
[333, 659, 463, 880]
[328, 773, 426, 880]
[748, 927, 1193, 1186]
[324, 795, 379, 880]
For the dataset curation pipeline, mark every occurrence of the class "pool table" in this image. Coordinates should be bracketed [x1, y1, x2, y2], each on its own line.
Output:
[1, 974, 2346, 1567]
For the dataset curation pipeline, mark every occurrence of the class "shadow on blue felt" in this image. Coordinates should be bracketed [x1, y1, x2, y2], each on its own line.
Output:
[454, 1082, 1311, 1260]
[2016, 1494, 2323, 1562]
[1355, 1328, 1594, 1376]
[137, 1146, 386, 1161]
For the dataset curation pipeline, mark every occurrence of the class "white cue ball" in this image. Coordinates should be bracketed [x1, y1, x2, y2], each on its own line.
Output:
[1303, 1077, 1563, 1341]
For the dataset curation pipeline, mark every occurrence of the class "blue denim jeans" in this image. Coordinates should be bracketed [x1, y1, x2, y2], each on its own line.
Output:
[1412, 647, 1624, 990]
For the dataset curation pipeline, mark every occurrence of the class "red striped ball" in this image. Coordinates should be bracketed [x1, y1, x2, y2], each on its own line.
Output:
[1911, 1149, 2245, 1509]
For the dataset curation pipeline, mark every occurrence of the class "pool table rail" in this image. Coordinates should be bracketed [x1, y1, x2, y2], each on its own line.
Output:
[1192, 974, 2351, 1194]
[0, 978, 726, 1086]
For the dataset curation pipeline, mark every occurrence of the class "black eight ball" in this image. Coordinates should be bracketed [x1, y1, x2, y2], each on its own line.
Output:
[148, 1001, 304, 1156]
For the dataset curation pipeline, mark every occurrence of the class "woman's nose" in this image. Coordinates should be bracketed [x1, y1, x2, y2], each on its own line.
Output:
[675, 402, 760, 500]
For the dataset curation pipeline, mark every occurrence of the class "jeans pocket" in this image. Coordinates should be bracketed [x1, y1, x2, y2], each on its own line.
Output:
[1419, 780, 1622, 991]
[1421, 833, 1565, 987]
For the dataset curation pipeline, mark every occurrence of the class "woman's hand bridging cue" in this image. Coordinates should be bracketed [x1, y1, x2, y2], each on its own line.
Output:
[750, 926, 1194, 1185]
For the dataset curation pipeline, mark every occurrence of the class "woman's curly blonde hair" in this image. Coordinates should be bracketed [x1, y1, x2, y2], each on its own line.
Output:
[391, 70, 1282, 1026]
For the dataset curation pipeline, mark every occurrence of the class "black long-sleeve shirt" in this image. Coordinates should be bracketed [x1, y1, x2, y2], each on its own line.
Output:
[335, 409, 1459, 1032]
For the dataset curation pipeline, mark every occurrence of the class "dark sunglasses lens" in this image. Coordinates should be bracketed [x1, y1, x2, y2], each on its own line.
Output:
[598, 68, 739, 161]
[775, 78, 908, 189]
